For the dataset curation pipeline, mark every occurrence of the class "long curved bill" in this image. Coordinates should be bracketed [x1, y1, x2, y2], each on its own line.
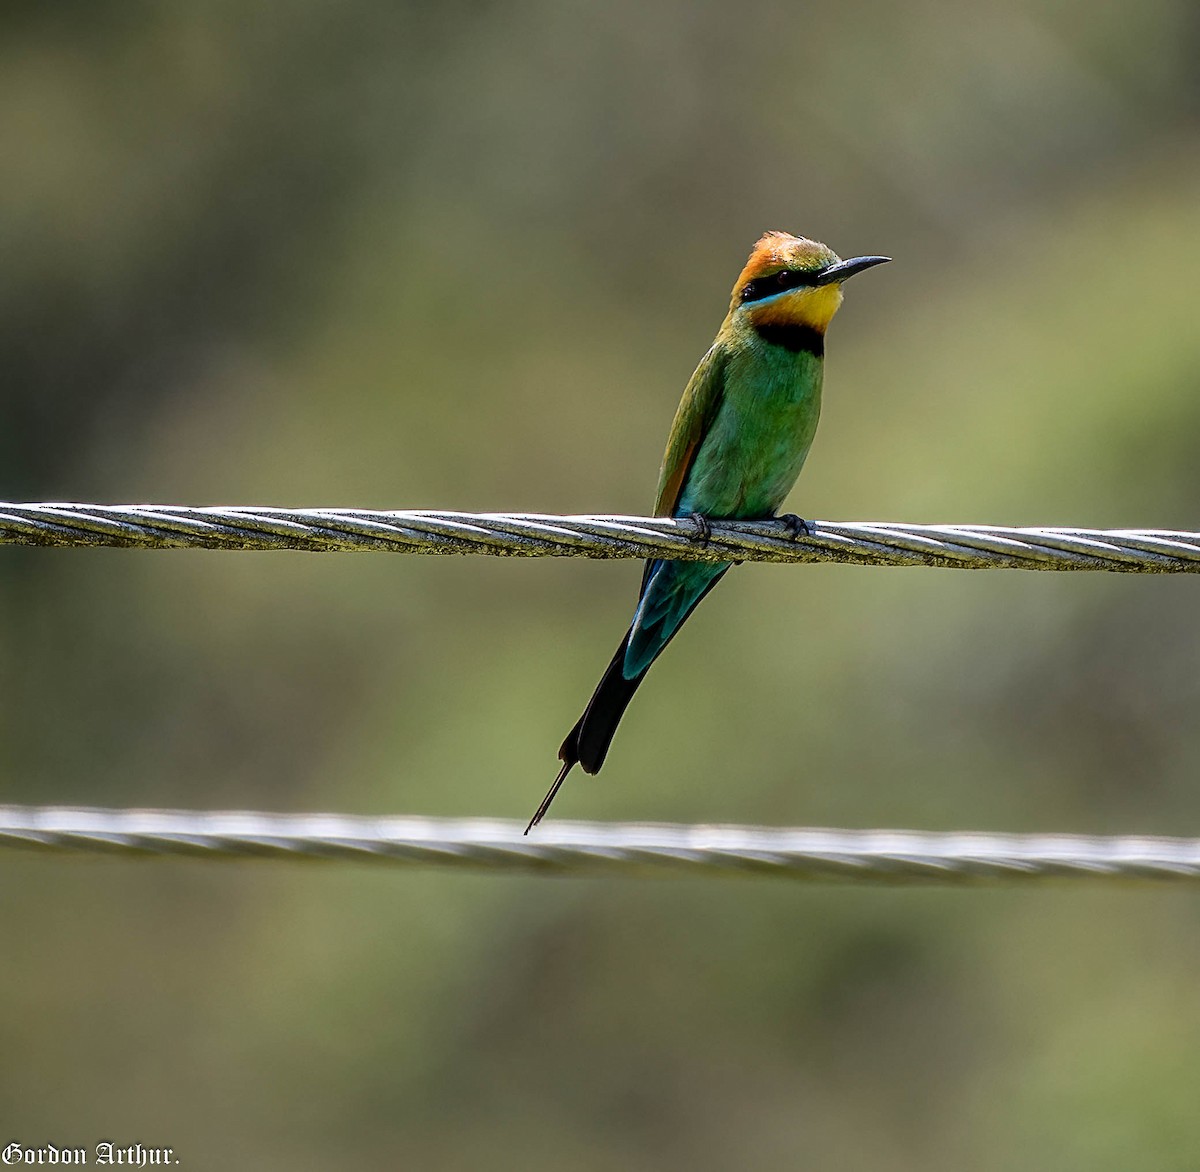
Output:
[814, 255, 891, 285]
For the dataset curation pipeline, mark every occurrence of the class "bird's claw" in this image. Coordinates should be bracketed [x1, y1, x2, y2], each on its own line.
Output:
[690, 513, 713, 545]
[779, 513, 814, 540]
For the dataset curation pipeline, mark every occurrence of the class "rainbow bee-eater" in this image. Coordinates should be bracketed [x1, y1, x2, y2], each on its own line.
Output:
[527, 231, 889, 831]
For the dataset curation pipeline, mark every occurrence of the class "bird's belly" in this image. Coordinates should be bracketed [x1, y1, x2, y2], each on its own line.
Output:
[677, 364, 821, 520]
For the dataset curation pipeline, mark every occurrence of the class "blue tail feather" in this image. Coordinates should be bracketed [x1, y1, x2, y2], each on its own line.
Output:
[624, 558, 731, 679]
[529, 556, 732, 831]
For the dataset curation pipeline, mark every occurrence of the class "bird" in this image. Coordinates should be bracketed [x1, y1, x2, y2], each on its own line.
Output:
[526, 232, 889, 832]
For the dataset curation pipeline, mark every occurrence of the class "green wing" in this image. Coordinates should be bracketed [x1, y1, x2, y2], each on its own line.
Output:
[653, 343, 726, 518]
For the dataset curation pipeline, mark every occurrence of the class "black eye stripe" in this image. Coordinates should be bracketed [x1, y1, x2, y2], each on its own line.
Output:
[740, 268, 818, 303]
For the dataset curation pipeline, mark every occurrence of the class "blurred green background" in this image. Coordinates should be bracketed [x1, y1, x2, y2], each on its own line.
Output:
[2, 1, 1199, 1167]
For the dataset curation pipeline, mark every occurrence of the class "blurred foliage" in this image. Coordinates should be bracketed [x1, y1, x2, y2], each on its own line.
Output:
[1, 1, 1199, 1168]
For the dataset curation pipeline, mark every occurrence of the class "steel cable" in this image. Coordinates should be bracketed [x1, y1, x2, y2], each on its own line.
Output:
[0, 502, 1197, 570]
[2, 806, 1198, 884]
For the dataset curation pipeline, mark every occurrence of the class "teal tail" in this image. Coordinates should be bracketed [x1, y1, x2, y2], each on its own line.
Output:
[526, 559, 730, 832]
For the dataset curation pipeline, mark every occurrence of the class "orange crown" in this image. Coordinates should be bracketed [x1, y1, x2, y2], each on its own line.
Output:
[731, 231, 840, 298]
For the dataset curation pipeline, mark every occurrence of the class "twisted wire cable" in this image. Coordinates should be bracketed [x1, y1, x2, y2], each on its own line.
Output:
[2, 806, 1198, 883]
[0, 502, 1197, 570]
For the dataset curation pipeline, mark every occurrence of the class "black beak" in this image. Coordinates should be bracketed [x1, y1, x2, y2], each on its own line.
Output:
[814, 255, 891, 286]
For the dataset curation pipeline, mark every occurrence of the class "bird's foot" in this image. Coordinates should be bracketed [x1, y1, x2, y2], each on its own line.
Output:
[690, 512, 713, 546]
[779, 513, 814, 540]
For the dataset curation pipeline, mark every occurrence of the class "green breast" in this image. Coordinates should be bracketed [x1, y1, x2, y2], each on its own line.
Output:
[676, 340, 823, 520]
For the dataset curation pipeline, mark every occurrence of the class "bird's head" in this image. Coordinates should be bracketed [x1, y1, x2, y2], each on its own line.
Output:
[731, 231, 889, 333]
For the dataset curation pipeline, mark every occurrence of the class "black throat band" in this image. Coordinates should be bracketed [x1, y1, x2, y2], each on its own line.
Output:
[754, 322, 825, 356]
